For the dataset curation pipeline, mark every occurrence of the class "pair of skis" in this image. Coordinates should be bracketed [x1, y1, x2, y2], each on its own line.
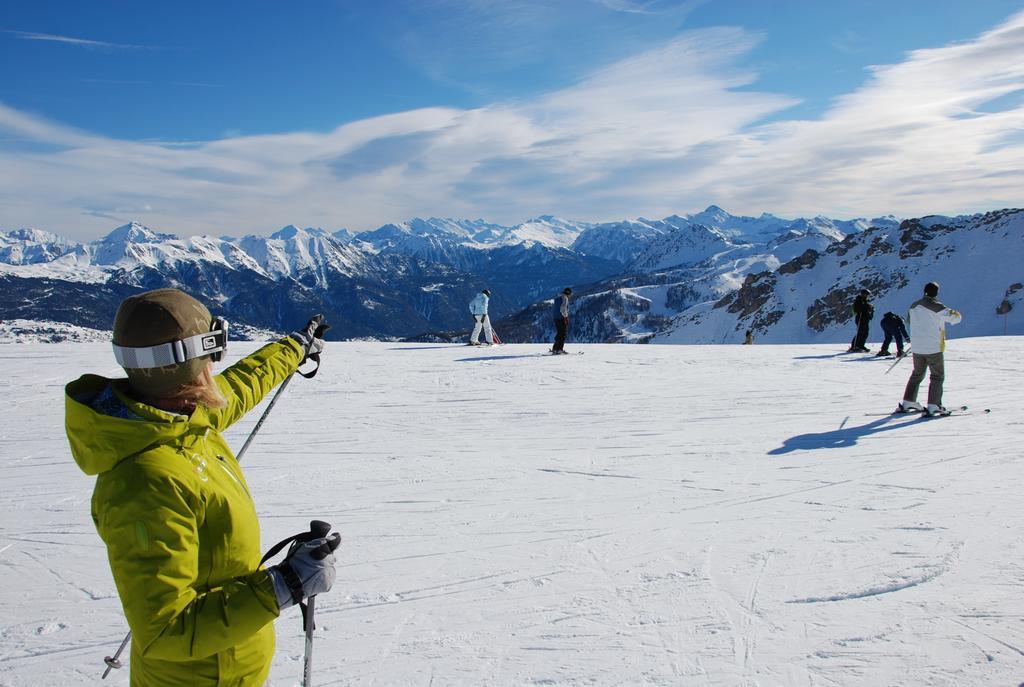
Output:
[467, 328, 502, 346]
[866, 405, 991, 418]
[895, 404, 968, 418]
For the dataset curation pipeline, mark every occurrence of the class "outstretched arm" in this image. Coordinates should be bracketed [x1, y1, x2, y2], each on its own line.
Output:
[211, 338, 304, 431]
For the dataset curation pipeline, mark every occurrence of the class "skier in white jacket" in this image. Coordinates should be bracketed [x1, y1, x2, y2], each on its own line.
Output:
[468, 289, 493, 346]
[898, 281, 962, 416]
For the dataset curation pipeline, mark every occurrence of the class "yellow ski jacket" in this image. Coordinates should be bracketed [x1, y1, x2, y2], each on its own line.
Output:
[66, 338, 304, 686]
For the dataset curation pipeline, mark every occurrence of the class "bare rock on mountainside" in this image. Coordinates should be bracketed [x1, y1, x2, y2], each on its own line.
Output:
[714, 271, 777, 319]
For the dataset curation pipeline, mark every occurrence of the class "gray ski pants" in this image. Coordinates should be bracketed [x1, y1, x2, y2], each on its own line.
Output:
[904, 352, 945, 407]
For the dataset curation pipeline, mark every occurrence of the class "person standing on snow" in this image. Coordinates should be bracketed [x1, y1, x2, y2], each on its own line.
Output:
[551, 287, 572, 354]
[898, 281, 962, 416]
[876, 311, 910, 357]
[65, 288, 338, 686]
[848, 288, 874, 352]
[468, 288, 493, 346]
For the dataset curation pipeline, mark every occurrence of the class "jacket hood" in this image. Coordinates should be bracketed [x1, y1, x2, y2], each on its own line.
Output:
[65, 374, 207, 476]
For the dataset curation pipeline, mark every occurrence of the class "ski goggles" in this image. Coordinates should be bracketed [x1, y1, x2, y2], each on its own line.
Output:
[112, 317, 229, 369]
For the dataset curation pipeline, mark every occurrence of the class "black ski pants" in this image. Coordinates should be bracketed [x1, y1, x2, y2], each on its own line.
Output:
[553, 317, 568, 352]
[851, 315, 870, 350]
[880, 329, 905, 355]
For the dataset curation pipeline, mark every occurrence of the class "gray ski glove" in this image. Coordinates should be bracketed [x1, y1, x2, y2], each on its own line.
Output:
[267, 532, 342, 611]
[289, 314, 330, 364]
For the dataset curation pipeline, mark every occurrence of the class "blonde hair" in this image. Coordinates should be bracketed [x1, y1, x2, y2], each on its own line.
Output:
[158, 362, 227, 411]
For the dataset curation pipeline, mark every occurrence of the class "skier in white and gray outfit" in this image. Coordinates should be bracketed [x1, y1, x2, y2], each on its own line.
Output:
[468, 289, 493, 345]
[898, 281, 962, 416]
[551, 287, 572, 353]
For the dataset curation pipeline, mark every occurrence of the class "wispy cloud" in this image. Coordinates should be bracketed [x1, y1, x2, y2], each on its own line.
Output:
[590, 0, 657, 15]
[3, 30, 153, 50]
[591, 0, 706, 16]
[1, 11, 1023, 239]
[81, 78, 151, 86]
[171, 82, 225, 89]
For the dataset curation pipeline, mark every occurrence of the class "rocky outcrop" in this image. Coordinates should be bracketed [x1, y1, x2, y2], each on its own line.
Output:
[777, 249, 819, 275]
[714, 271, 777, 318]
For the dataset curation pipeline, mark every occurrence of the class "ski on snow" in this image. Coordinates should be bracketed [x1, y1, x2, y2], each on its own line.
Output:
[864, 405, 989, 417]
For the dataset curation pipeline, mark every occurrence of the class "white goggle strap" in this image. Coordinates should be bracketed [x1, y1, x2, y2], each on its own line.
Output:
[112, 326, 228, 370]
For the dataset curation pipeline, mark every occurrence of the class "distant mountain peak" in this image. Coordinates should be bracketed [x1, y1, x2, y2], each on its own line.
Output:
[271, 224, 303, 240]
[103, 221, 162, 243]
[3, 227, 66, 243]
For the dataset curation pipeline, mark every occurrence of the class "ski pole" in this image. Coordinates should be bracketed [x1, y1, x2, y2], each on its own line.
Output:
[101, 632, 130, 679]
[236, 371, 295, 461]
[259, 520, 333, 687]
[301, 520, 331, 687]
[237, 327, 327, 460]
[884, 347, 911, 375]
[303, 595, 317, 686]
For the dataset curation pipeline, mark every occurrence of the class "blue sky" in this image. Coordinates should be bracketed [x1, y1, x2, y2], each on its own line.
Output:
[1, 0, 1023, 239]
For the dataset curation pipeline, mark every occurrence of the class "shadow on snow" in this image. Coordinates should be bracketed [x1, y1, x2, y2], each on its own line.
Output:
[387, 345, 470, 351]
[455, 354, 545, 362]
[791, 352, 889, 362]
[768, 415, 921, 455]
[791, 352, 853, 360]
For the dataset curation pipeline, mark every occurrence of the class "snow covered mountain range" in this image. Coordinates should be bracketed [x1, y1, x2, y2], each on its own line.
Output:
[1, 207, 1020, 342]
[500, 208, 1022, 344]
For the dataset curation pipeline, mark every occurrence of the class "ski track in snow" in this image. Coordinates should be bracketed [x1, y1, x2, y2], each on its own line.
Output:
[0, 338, 1021, 686]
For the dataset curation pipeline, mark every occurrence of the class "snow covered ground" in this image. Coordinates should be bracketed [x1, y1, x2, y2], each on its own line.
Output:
[1, 338, 1022, 686]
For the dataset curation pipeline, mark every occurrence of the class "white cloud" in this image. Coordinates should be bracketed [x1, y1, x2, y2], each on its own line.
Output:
[3, 31, 152, 50]
[1, 11, 1023, 239]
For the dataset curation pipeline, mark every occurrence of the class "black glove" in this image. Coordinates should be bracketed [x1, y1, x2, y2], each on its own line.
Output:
[267, 532, 342, 611]
[290, 314, 330, 363]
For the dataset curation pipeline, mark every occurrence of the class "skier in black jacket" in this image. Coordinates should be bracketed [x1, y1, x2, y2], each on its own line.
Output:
[847, 289, 874, 352]
[876, 311, 910, 357]
[550, 287, 572, 354]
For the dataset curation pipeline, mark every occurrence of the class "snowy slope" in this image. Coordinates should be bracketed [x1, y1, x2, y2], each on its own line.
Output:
[2, 339, 1022, 686]
[659, 208, 1024, 344]
[0, 319, 111, 343]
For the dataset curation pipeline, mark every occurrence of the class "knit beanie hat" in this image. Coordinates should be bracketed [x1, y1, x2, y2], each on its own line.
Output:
[112, 288, 214, 396]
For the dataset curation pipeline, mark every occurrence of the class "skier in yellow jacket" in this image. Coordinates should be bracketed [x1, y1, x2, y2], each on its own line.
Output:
[65, 288, 337, 686]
